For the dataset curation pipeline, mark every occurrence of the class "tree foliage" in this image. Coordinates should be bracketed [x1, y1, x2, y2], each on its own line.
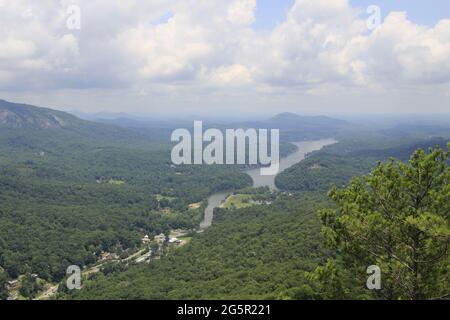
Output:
[319, 144, 450, 299]
[0, 127, 251, 283]
[0, 271, 8, 300]
[63, 193, 334, 300]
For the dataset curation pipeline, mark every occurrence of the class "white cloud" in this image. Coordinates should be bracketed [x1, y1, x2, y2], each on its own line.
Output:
[0, 38, 36, 60]
[207, 64, 252, 86]
[358, 12, 450, 85]
[227, 0, 256, 25]
[0, 0, 449, 113]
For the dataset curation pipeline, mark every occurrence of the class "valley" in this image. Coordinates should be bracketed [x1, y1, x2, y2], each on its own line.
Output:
[0, 99, 448, 301]
[201, 138, 337, 229]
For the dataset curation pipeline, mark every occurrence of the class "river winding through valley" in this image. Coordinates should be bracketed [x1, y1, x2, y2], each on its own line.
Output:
[200, 138, 337, 229]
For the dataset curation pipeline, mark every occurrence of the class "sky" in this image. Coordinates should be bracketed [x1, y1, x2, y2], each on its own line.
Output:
[253, 1, 450, 30]
[0, 0, 449, 115]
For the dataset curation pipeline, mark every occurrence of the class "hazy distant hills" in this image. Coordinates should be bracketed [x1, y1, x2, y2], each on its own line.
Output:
[267, 112, 348, 128]
[79, 109, 350, 142]
[0, 99, 169, 150]
[7, 98, 448, 145]
[0, 99, 139, 134]
[259, 112, 349, 141]
[0, 99, 191, 142]
[0, 99, 84, 129]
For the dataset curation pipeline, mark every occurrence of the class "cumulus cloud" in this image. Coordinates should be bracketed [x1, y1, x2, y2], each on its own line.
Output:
[356, 12, 450, 85]
[227, 0, 256, 25]
[246, 1, 450, 90]
[0, 0, 449, 112]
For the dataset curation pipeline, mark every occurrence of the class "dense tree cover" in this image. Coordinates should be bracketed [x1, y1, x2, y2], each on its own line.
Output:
[0, 270, 8, 300]
[63, 193, 339, 300]
[276, 137, 449, 192]
[0, 109, 301, 291]
[2, 100, 449, 300]
[0, 126, 251, 285]
[0, 127, 252, 202]
[275, 153, 376, 192]
[19, 274, 43, 299]
[64, 141, 450, 300]
[319, 144, 450, 300]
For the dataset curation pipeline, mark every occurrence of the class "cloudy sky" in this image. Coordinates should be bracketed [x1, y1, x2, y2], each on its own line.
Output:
[0, 0, 449, 115]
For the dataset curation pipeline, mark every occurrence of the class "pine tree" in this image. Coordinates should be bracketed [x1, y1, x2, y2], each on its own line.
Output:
[319, 144, 450, 300]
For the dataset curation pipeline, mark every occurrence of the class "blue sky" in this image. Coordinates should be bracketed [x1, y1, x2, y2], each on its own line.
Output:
[350, 0, 450, 26]
[253, 0, 294, 30]
[253, 0, 450, 30]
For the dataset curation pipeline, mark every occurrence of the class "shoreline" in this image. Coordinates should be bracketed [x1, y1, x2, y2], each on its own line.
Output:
[200, 138, 337, 230]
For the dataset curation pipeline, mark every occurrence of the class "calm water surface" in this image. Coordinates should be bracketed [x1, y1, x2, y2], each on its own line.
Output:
[200, 138, 337, 229]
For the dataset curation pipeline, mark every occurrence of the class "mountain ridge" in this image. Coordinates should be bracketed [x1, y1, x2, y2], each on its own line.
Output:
[267, 112, 348, 126]
[0, 99, 84, 129]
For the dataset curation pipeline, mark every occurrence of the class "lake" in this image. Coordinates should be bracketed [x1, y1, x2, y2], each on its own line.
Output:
[200, 138, 337, 229]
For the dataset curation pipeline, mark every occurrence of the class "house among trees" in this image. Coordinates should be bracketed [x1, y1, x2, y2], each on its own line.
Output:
[7, 280, 18, 288]
[142, 235, 151, 244]
[169, 237, 181, 244]
[154, 234, 166, 244]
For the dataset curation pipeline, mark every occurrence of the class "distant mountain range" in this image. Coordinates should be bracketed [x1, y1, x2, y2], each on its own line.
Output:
[3, 99, 450, 145]
[0, 99, 83, 129]
[267, 112, 347, 127]
[0, 99, 164, 147]
[0, 98, 348, 132]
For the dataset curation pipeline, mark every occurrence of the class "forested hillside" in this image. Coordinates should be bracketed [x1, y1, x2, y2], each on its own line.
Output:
[66, 142, 449, 300]
[1, 99, 449, 300]
[275, 137, 449, 192]
[64, 192, 342, 300]
[0, 101, 252, 292]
